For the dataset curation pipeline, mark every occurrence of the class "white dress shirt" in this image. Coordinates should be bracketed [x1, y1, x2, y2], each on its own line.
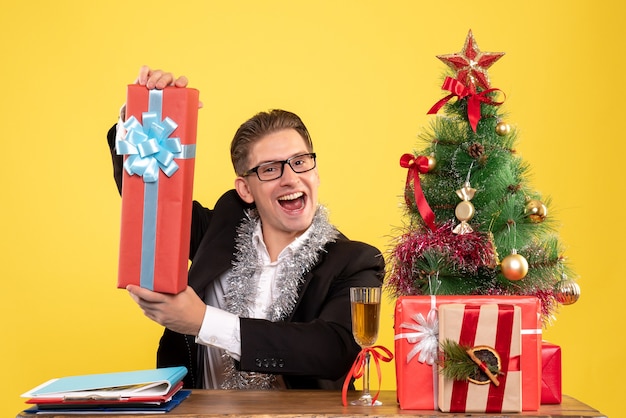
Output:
[196, 220, 312, 388]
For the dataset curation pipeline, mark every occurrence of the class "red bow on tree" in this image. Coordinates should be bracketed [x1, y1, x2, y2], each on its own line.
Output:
[427, 76, 504, 132]
[400, 153, 436, 232]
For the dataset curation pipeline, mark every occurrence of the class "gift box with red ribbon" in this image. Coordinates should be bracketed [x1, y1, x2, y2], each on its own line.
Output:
[116, 85, 199, 294]
[437, 303, 522, 413]
[541, 341, 562, 404]
[394, 295, 541, 411]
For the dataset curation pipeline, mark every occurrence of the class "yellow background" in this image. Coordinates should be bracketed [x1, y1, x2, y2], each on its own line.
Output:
[1, 1, 620, 416]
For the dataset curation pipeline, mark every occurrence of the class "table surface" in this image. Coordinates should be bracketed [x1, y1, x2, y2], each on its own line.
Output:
[16, 390, 607, 417]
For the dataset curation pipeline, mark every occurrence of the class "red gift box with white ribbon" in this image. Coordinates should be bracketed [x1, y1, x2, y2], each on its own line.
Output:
[394, 295, 541, 411]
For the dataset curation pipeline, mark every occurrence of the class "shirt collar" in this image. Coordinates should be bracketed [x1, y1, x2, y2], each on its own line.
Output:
[252, 220, 314, 264]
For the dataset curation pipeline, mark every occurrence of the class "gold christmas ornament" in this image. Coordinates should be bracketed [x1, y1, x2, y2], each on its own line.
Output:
[427, 154, 437, 172]
[554, 277, 581, 305]
[495, 121, 511, 136]
[524, 199, 548, 223]
[453, 181, 477, 235]
[455, 200, 476, 221]
[501, 249, 528, 281]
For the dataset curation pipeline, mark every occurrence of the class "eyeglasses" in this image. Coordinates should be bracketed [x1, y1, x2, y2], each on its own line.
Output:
[242, 153, 317, 181]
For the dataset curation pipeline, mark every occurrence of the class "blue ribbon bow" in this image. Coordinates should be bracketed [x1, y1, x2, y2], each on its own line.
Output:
[117, 112, 184, 182]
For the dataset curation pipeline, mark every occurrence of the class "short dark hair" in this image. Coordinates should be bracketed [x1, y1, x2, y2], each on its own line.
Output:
[230, 109, 313, 176]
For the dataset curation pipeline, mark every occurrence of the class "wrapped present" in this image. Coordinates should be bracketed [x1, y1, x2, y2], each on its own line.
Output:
[438, 303, 522, 413]
[116, 85, 199, 294]
[394, 295, 541, 410]
[541, 341, 562, 404]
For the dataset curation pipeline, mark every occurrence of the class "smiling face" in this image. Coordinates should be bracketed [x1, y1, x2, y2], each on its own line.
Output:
[234, 128, 320, 256]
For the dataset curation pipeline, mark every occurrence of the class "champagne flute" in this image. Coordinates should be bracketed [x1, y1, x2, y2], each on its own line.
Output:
[349, 286, 382, 406]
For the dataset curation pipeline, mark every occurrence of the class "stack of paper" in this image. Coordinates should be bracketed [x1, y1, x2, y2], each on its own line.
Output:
[20, 366, 190, 414]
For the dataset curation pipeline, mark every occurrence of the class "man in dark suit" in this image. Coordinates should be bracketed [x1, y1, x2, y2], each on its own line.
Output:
[109, 66, 384, 390]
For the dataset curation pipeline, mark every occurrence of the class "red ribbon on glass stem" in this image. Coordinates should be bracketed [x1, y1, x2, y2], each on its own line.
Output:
[427, 76, 504, 132]
[400, 154, 436, 232]
[342, 345, 394, 406]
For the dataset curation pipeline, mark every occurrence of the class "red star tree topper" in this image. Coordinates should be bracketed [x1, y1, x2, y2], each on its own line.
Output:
[437, 30, 505, 89]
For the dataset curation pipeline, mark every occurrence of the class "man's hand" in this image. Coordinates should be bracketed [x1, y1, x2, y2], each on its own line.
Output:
[135, 65, 189, 90]
[133, 65, 202, 108]
[126, 284, 206, 336]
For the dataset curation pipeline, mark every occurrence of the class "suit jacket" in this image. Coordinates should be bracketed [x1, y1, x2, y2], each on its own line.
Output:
[108, 125, 385, 390]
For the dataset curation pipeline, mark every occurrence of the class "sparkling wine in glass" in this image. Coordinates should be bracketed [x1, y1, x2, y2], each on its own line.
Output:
[350, 286, 382, 406]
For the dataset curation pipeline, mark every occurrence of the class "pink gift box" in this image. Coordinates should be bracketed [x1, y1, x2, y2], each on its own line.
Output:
[438, 303, 522, 413]
[541, 341, 562, 404]
[394, 295, 541, 411]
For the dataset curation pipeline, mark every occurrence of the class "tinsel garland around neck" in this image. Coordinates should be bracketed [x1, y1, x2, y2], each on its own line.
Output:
[220, 205, 339, 389]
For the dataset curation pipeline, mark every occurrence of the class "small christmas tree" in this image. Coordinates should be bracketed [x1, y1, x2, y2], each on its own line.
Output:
[386, 30, 580, 323]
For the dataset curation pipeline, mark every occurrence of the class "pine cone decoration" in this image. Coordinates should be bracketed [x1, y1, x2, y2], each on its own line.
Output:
[468, 142, 485, 159]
